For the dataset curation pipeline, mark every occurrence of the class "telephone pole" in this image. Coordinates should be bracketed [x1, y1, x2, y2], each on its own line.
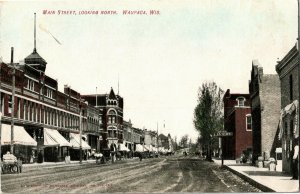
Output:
[10, 47, 15, 154]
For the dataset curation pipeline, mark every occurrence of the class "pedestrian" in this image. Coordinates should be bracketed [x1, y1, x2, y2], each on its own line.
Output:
[17, 157, 22, 173]
[139, 152, 143, 161]
[37, 151, 43, 163]
[291, 137, 299, 180]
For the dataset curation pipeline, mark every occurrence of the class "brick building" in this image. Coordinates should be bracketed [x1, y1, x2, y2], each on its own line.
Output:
[0, 14, 97, 163]
[81, 88, 124, 150]
[276, 45, 299, 173]
[222, 89, 252, 159]
[249, 60, 281, 162]
[0, 53, 95, 162]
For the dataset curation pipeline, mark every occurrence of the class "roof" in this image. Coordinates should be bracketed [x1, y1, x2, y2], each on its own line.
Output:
[108, 88, 117, 99]
[24, 49, 47, 71]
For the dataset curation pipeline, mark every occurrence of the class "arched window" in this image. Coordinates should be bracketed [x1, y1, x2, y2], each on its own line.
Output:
[108, 109, 117, 124]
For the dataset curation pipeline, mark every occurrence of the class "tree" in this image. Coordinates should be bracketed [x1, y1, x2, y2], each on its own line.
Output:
[193, 81, 223, 161]
[179, 134, 189, 148]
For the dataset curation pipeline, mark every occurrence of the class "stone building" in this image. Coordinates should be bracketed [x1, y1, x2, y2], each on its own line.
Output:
[222, 89, 252, 159]
[249, 60, 281, 162]
[276, 45, 299, 173]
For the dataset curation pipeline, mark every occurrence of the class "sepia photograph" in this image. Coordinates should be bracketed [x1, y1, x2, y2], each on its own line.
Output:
[0, 0, 299, 193]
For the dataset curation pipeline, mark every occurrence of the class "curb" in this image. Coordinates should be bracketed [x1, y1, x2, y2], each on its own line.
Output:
[23, 157, 140, 170]
[22, 160, 98, 170]
[222, 165, 275, 192]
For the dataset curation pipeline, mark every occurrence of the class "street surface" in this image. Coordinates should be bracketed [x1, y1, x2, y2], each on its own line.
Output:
[1, 155, 261, 193]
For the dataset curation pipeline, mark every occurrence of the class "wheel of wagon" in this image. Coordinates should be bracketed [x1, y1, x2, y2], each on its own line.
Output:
[10, 164, 18, 173]
[2, 164, 9, 174]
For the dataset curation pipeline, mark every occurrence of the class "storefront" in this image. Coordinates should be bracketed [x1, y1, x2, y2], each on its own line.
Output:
[1, 124, 37, 163]
[69, 133, 91, 160]
[43, 128, 71, 162]
[278, 100, 299, 173]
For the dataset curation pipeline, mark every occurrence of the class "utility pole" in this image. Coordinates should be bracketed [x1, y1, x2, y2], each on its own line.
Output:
[0, 50, 2, 171]
[10, 47, 15, 154]
[79, 105, 82, 164]
[157, 122, 159, 154]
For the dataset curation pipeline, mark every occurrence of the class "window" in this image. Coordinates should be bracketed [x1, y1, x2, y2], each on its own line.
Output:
[27, 79, 35, 91]
[46, 88, 53, 99]
[289, 75, 293, 101]
[8, 95, 12, 114]
[236, 97, 245, 107]
[246, 114, 252, 131]
[0, 95, 4, 113]
[108, 109, 117, 124]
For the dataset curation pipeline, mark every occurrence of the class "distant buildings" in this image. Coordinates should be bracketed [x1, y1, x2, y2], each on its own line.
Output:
[222, 89, 252, 159]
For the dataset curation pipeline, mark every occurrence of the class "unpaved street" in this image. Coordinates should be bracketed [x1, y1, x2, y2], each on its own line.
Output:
[1, 156, 261, 193]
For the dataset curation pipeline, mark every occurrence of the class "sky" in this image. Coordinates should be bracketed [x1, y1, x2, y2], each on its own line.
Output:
[0, 0, 298, 142]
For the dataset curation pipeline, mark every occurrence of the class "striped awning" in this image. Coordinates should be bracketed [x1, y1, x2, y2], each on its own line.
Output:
[44, 128, 71, 147]
[1, 124, 37, 146]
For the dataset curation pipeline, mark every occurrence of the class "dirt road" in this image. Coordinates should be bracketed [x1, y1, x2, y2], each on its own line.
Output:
[1, 156, 261, 193]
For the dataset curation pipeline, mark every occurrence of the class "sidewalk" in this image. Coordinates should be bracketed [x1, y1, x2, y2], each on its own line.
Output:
[213, 159, 299, 192]
[22, 159, 97, 170]
[22, 157, 139, 170]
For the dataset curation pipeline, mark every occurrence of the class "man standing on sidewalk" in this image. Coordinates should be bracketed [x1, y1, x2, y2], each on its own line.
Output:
[291, 137, 299, 180]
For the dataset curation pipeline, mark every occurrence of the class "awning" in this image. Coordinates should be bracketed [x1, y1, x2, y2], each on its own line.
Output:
[145, 144, 155, 151]
[278, 100, 299, 139]
[135, 144, 147, 152]
[1, 124, 37, 146]
[44, 128, 71, 147]
[118, 143, 130, 151]
[70, 133, 91, 150]
[158, 147, 167, 153]
[275, 148, 282, 153]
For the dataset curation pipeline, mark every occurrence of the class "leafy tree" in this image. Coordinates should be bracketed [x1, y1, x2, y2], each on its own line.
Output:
[194, 81, 223, 161]
[179, 134, 189, 148]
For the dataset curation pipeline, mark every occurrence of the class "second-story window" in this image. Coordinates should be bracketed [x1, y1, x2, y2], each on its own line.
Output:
[27, 79, 35, 91]
[8, 95, 12, 114]
[246, 114, 252, 131]
[46, 88, 53, 99]
[237, 97, 245, 107]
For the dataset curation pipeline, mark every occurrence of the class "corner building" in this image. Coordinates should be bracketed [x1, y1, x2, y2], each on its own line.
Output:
[222, 89, 252, 159]
[81, 88, 124, 150]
